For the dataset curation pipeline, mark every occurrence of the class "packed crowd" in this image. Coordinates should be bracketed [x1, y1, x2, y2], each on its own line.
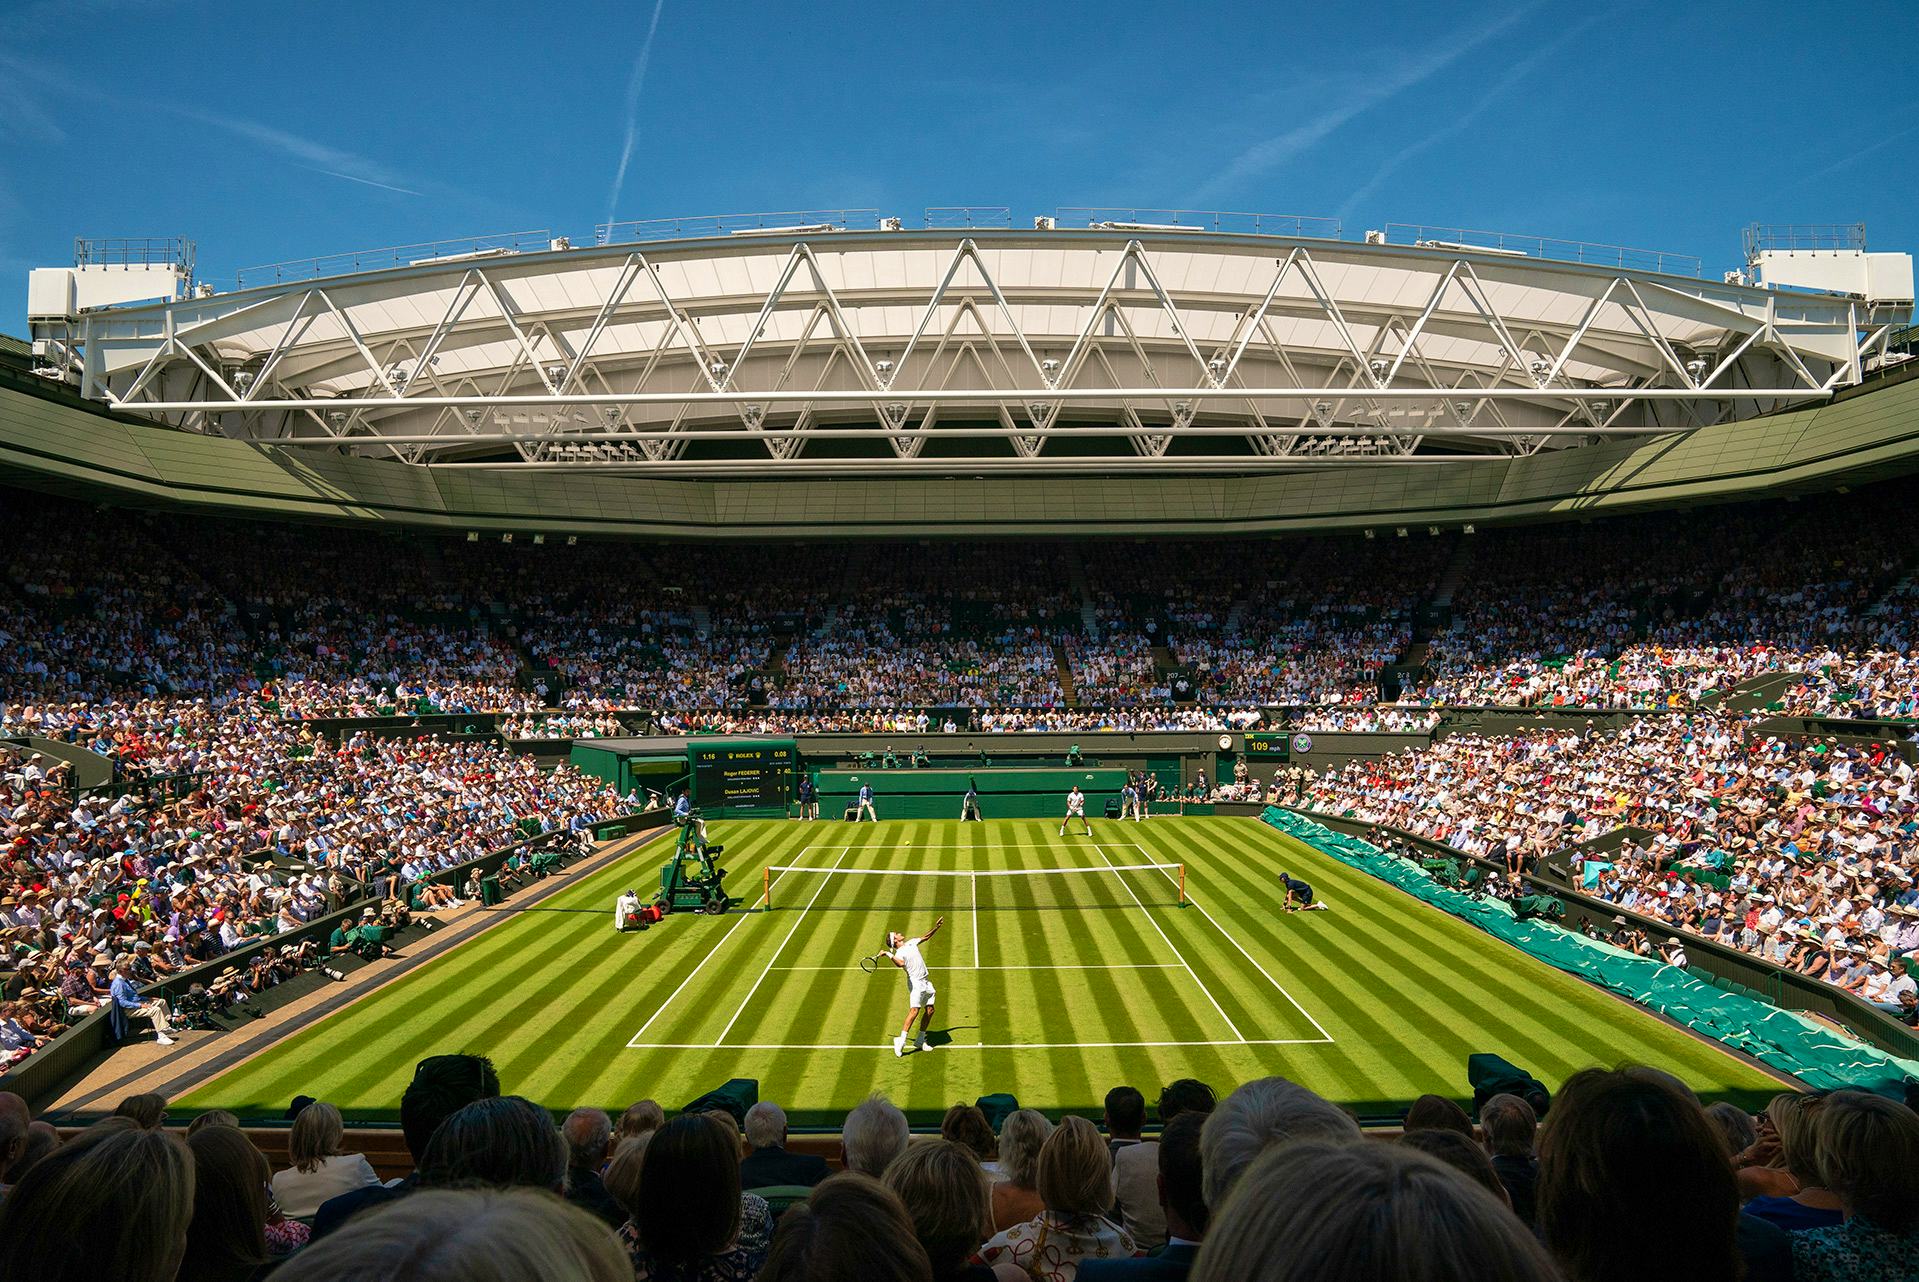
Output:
[1302, 713, 1919, 1021]
[4, 1058, 1916, 1281]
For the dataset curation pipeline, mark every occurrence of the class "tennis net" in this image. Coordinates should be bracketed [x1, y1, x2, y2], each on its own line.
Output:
[756, 862, 1186, 913]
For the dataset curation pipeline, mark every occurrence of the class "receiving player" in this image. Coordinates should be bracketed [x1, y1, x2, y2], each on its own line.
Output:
[960, 777, 983, 822]
[1279, 871, 1329, 912]
[1060, 784, 1092, 837]
[857, 780, 878, 822]
[887, 915, 944, 1056]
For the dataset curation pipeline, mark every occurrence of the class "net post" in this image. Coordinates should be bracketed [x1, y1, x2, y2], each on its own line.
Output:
[763, 866, 772, 912]
[1179, 864, 1186, 907]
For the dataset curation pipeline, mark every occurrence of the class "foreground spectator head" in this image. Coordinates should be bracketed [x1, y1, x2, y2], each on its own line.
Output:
[1479, 1093, 1538, 1157]
[0, 1117, 195, 1282]
[179, 1124, 271, 1282]
[1156, 1078, 1218, 1123]
[744, 1100, 787, 1150]
[289, 1100, 349, 1173]
[272, 1188, 630, 1282]
[113, 1091, 170, 1130]
[185, 1110, 241, 1137]
[4, 1121, 58, 1186]
[0, 1091, 28, 1179]
[615, 1098, 665, 1140]
[1191, 1141, 1561, 1282]
[636, 1113, 743, 1267]
[1537, 1066, 1741, 1282]
[1703, 1102, 1756, 1157]
[842, 1093, 910, 1177]
[1157, 1110, 1210, 1240]
[1403, 1094, 1474, 1136]
[882, 1137, 992, 1278]
[761, 1171, 932, 1282]
[419, 1096, 566, 1192]
[562, 1107, 613, 1169]
[1200, 1076, 1361, 1210]
[939, 1103, 998, 1162]
[1399, 1128, 1508, 1202]
[1104, 1085, 1147, 1139]
[1038, 1115, 1114, 1217]
[997, 1108, 1054, 1191]
[401, 1053, 501, 1164]
[1811, 1089, 1919, 1234]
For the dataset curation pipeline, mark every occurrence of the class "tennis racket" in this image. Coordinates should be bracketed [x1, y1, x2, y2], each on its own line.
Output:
[859, 953, 887, 974]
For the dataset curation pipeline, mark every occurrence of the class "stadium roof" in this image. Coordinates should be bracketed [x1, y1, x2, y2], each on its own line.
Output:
[23, 211, 1915, 476]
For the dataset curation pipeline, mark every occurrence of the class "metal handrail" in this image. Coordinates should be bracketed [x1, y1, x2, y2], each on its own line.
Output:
[1383, 223, 1703, 277]
[595, 210, 881, 245]
[1058, 207, 1343, 240]
[234, 230, 554, 289]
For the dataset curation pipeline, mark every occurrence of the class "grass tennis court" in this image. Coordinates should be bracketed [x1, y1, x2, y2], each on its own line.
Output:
[178, 818, 1785, 1124]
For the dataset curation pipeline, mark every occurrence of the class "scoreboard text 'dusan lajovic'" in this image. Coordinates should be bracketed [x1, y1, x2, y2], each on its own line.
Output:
[689, 740, 796, 808]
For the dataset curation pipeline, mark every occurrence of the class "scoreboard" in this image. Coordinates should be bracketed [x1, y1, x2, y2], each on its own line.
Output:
[1243, 731, 1292, 760]
[689, 739, 797, 811]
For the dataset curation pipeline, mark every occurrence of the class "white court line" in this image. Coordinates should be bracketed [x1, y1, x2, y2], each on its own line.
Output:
[632, 1038, 1330, 1050]
[1130, 840, 1337, 1044]
[711, 846, 854, 1046]
[1091, 843, 1246, 1043]
[970, 871, 979, 970]
[768, 962, 1187, 971]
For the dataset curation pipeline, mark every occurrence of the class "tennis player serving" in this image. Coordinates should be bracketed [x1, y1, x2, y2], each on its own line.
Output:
[887, 915, 944, 1057]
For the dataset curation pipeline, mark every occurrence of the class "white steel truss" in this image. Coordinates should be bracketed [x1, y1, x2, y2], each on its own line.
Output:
[63, 228, 1874, 472]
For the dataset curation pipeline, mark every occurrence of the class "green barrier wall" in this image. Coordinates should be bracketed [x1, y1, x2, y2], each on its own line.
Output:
[1261, 807, 1919, 1096]
[815, 767, 1127, 819]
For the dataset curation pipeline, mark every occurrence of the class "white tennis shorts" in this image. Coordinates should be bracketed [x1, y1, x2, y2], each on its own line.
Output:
[909, 980, 936, 1007]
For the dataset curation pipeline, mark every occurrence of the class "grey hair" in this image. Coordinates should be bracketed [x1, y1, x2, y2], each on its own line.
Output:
[995, 1109, 1055, 1189]
[1200, 1077, 1360, 1210]
[745, 1101, 788, 1150]
[842, 1094, 910, 1177]
[271, 1188, 630, 1282]
[560, 1108, 612, 1168]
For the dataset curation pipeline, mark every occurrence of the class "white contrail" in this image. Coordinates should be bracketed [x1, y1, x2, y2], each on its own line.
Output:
[1189, 3, 1538, 206]
[604, 0, 669, 231]
[299, 166, 423, 197]
[1800, 119, 1919, 185]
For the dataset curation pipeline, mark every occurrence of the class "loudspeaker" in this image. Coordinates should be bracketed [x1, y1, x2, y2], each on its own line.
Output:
[683, 1078, 759, 1125]
[1468, 1053, 1550, 1118]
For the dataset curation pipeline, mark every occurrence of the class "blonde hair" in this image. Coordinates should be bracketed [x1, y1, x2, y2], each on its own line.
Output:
[1812, 1090, 1919, 1234]
[1193, 1141, 1561, 1282]
[602, 1135, 652, 1218]
[996, 1110, 1054, 1189]
[1035, 1115, 1110, 1218]
[0, 1117, 196, 1282]
[616, 1099, 665, 1141]
[1764, 1093, 1822, 1183]
[271, 1188, 630, 1282]
[882, 1139, 992, 1273]
[288, 1101, 347, 1174]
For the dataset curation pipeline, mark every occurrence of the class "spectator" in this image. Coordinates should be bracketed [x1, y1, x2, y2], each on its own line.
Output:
[0, 1118, 195, 1282]
[1478, 1093, 1539, 1226]
[883, 1137, 998, 1282]
[272, 1101, 382, 1217]
[623, 1112, 769, 1281]
[1398, 1129, 1509, 1203]
[1402, 1093, 1473, 1136]
[1704, 1101, 1757, 1158]
[1079, 1110, 1209, 1281]
[1189, 1141, 1560, 1282]
[940, 1103, 1000, 1169]
[842, 1093, 911, 1178]
[1735, 1093, 1820, 1201]
[271, 1188, 631, 1282]
[990, 1108, 1054, 1231]
[1743, 1095, 1843, 1234]
[1198, 1076, 1361, 1212]
[312, 1052, 501, 1238]
[0, 1091, 28, 1195]
[179, 1124, 273, 1282]
[977, 1115, 1135, 1282]
[113, 1091, 170, 1129]
[561, 1107, 624, 1228]
[186, 1110, 242, 1137]
[418, 1096, 566, 1193]
[1152, 1080, 1216, 1125]
[1104, 1085, 1164, 1250]
[3, 1121, 57, 1191]
[740, 1101, 830, 1189]
[760, 1170, 933, 1282]
[617, 1098, 666, 1142]
[1791, 1090, 1919, 1282]
[1537, 1066, 1775, 1282]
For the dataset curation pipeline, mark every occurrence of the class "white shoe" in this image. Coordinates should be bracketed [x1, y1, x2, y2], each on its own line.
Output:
[915, 1035, 928, 1050]
[156, 1034, 176, 1046]
[893, 1035, 905, 1058]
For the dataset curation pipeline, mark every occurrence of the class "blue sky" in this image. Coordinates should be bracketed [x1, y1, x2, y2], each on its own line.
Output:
[1, 0, 1914, 324]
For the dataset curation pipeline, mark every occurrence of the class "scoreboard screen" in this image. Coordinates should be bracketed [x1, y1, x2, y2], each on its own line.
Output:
[1243, 731, 1292, 760]
[689, 740, 797, 809]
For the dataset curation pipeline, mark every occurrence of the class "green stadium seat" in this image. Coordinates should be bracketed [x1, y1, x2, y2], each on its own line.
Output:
[745, 1184, 814, 1219]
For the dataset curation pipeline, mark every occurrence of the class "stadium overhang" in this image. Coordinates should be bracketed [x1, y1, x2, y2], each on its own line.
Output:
[26, 218, 1908, 476]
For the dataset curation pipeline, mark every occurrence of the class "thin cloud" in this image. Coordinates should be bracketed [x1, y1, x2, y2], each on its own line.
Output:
[1337, 10, 1607, 220]
[1801, 118, 1919, 186]
[1189, 4, 1539, 206]
[604, 0, 669, 231]
[295, 166, 423, 197]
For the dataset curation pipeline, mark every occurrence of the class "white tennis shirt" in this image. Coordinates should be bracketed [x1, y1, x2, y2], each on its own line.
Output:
[895, 939, 929, 984]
